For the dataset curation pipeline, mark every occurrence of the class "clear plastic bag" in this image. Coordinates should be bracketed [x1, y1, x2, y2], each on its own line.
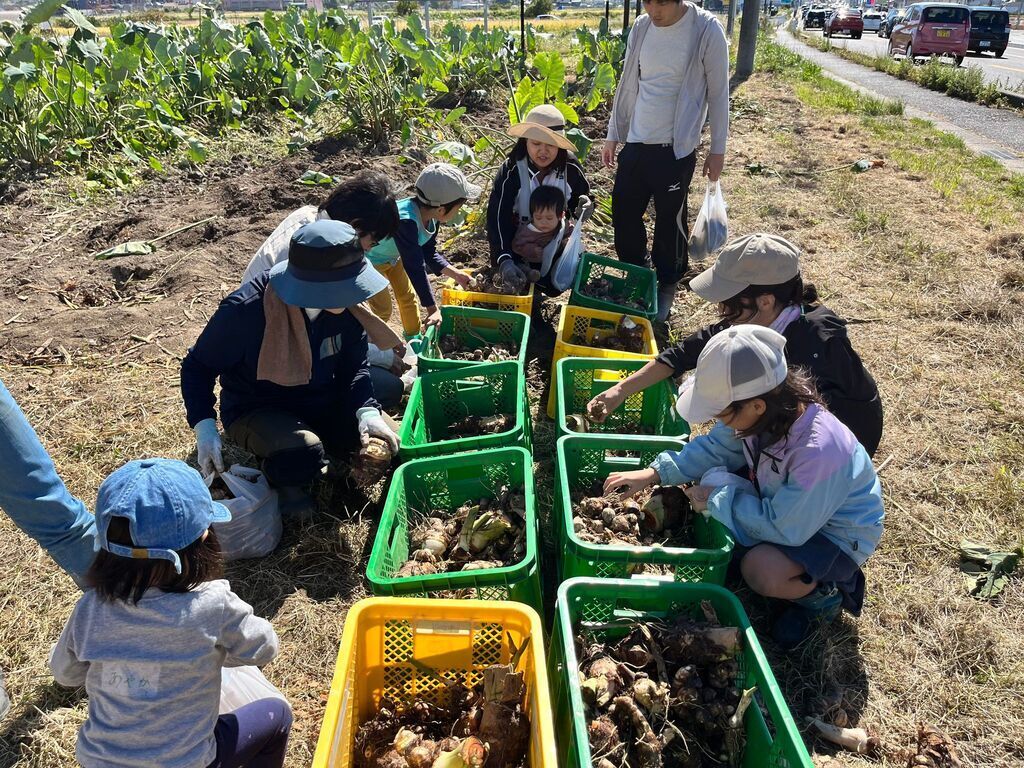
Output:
[204, 465, 282, 561]
[688, 181, 729, 262]
[218, 666, 289, 714]
[550, 196, 596, 293]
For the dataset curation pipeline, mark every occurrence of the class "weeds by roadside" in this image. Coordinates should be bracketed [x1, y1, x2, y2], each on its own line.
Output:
[796, 29, 1009, 107]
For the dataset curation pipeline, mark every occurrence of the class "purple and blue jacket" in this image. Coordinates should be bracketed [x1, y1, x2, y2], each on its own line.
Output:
[651, 404, 884, 566]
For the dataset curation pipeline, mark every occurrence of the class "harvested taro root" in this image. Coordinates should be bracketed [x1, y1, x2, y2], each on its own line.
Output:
[351, 436, 394, 487]
[577, 604, 753, 768]
[571, 485, 692, 553]
[580, 276, 649, 313]
[395, 486, 527, 579]
[569, 316, 646, 354]
[565, 414, 656, 435]
[447, 414, 515, 437]
[466, 267, 530, 297]
[438, 333, 519, 363]
[355, 637, 533, 768]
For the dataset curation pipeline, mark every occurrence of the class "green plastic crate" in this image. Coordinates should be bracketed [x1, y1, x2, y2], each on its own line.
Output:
[548, 578, 814, 768]
[419, 305, 531, 374]
[554, 434, 734, 583]
[569, 252, 658, 321]
[555, 356, 690, 440]
[365, 447, 542, 612]
[399, 360, 530, 460]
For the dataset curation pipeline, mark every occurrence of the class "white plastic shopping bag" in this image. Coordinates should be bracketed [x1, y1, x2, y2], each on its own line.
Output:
[550, 196, 597, 293]
[688, 181, 728, 262]
[205, 465, 282, 561]
[219, 666, 289, 714]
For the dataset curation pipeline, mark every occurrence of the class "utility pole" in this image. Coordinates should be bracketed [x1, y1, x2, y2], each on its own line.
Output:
[484, 0, 489, 31]
[520, 0, 527, 77]
[367, 0, 373, 28]
[424, 0, 430, 37]
[727, 0, 737, 37]
[735, 0, 759, 78]
[622, 0, 631, 34]
[605, 0, 610, 27]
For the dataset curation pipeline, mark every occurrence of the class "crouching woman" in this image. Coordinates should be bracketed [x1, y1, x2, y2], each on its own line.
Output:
[605, 325, 884, 650]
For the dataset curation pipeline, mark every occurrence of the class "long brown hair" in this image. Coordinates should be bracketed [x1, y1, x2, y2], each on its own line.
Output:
[87, 517, 224, 605]
[711, 275, 819, 324]
[725, 368, 823, 449]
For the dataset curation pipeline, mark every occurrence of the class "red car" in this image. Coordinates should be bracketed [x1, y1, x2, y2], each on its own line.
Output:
[888, 3, 970, 66]
[824, 7, 865, 39]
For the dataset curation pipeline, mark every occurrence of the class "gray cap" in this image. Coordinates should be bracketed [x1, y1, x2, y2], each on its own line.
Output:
[414, 163, 482, 207]
[688, 233, 801, 303]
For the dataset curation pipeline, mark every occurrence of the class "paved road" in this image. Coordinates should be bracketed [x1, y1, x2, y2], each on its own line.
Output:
[779, 30, 1024, 171]
[795, 25, 1024, 93]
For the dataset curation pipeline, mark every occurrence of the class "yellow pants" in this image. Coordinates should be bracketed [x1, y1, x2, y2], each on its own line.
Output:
[367, 260, 421, 337]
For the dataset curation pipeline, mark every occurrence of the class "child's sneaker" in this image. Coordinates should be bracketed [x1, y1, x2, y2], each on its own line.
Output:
[771, 584, 842, 651]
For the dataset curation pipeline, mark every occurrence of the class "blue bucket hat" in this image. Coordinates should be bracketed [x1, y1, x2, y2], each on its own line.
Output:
[95, 459, 231, 574]
[269, 219, 389, 310]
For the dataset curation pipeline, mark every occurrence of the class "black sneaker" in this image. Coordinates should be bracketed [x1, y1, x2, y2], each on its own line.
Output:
[771, 585, 842, 651]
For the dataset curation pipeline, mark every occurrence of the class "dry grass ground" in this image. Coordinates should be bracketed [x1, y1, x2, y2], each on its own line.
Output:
[2, 36, 1024, 768]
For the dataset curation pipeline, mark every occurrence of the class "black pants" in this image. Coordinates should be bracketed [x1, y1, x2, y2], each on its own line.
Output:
[612, 144, 698, 286]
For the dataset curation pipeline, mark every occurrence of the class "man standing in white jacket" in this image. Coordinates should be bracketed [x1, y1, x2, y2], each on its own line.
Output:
[602, 0, 730, 321]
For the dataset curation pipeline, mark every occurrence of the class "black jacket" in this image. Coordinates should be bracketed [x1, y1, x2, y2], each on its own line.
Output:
[486, 156, 590, 265]
[657, 304, 883, 456]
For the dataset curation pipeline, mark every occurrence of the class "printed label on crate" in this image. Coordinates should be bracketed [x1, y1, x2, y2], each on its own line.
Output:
[629, 573, 675, 582]
[414, 620, 473, 636]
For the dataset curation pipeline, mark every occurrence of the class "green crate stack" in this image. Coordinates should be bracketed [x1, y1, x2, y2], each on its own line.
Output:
[548, 577, 814, 768]
[569, 252, 659, 322]
[365, 446, 543, 612]
[555, 356, 690, 440]
[398, 360, 530, 460]
[418, 305, 531, 374]
[554, 434, 734, 583]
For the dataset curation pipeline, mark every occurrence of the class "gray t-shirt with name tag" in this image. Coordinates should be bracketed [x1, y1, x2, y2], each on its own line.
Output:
[50, 579, 279, 768]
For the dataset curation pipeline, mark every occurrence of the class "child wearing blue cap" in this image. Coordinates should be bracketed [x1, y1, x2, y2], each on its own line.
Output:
[49, 458, 291, 768]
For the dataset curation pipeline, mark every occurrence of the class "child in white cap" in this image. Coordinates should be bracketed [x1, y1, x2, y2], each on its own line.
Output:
[49, 459, 290, 767]
[365, 162, 479, 336]
[605, 325, 884, 650]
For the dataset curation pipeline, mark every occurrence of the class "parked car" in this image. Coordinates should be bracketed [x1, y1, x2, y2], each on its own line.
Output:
[968, 7, 1010, 57]
[888, 3, 970, 66]
[878, 6, 905, 36]
[863, 10, 884, 31]
[824, 7, 865, 37]
[804, 7, 828, 28]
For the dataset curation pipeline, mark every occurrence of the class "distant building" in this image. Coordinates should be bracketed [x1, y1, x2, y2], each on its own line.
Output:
[222, 0, 283, 9]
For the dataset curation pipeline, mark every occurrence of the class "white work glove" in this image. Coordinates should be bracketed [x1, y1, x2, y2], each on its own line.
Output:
[574, 194, 593, 218]
[356, 407, 399, 454]
[497, 259, 528, 291]
[194, 418, 224, 475]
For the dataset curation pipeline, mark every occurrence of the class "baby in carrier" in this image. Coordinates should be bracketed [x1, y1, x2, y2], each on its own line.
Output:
[511, 185, 574, 281]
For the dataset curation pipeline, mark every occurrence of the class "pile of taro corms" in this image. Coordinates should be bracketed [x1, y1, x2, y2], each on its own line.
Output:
[569, 315, 647, 354]
[355, 635, 533, 768]
[466, 267, 532, 296]
[578, 602, 754, 768]
[437, 333, 519, 363]
[579, 275, 650, 314]
[395, 486, 527, 579]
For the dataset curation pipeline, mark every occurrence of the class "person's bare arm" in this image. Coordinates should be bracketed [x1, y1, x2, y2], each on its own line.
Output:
[586, 360, 675, 422]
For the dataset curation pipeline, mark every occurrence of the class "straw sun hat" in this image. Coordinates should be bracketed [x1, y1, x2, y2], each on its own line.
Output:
[507, 104, 575, 152]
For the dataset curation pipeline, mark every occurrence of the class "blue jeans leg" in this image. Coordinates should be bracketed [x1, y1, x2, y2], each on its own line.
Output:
[0, 379, 97, 586]
[369, 364, 404, 411]
[212, 698, 293, 768]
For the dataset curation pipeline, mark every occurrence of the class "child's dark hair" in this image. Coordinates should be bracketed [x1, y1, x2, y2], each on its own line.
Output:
[725, 368, 823, 448]
[319, 170, 401, 244]
[529, 185, 566, 216]
[709, 275, 819, 323]
[510, 138, 569, 171]
[87, 517, 224, 605]
[415, 192, 467, 215]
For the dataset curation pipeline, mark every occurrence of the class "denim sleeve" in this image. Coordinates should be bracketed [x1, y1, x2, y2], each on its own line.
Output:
[0, 379, 97, 585]
[650, 421, 747, 486]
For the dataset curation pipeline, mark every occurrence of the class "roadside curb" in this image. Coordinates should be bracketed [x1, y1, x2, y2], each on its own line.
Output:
[779, 31, 1024, 174]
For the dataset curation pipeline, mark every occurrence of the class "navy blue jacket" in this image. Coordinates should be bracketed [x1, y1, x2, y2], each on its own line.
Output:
[180, 272, 377, 429]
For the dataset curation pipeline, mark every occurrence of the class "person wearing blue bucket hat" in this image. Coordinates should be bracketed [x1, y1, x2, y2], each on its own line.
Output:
[50, 458, 291, 767]
[181, 219, 400, 518]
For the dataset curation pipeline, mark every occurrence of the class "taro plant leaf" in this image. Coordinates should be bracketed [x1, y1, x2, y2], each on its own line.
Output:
[22, 0, 65, 27]
[298, 170, 334, 186]
[4, 61, 38, 80]
[960, 540, 1022, 600]
[533, 51, 565, 100]
[566, 127, 592, 163]
[508, 76, 540, 125]
[94, 241, 155, 259]
[552, 100, 579, 125]
[430, 140, 475, 166]
[442, 106, 466, 126]
[62, 6, 97, 34]
[585, 62, 616, 112]
[187, 138, 207, 164]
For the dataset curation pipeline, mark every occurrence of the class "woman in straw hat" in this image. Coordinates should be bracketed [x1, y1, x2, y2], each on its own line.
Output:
[485, 104, 591, 293]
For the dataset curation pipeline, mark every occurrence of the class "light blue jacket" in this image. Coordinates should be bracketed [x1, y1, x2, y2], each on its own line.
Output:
[651, 404, 884, 565]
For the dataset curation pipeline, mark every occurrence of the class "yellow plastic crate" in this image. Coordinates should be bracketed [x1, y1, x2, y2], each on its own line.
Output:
[546, 305, 658, 417]
[312, 597, 557, 768]
[441, 276, 535, 315]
